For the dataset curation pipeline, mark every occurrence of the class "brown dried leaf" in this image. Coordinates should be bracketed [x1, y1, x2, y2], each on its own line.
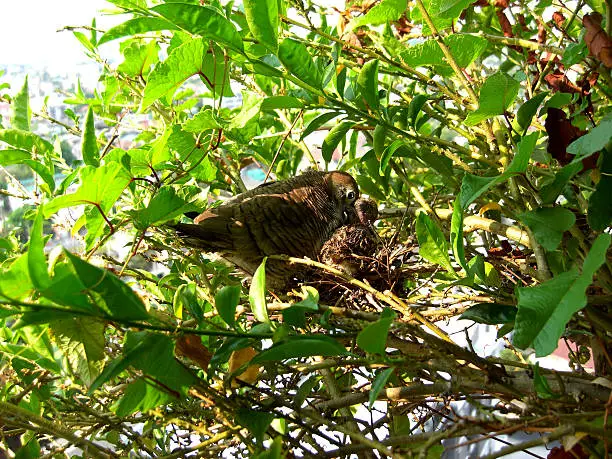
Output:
[228, 347, 260, 386]
[544, 72, 582, 94]
[552, 11, 565, 28]
[496, 9, 514, 38]
[175, 335, 212, 371]
[583, 13, 612, 68]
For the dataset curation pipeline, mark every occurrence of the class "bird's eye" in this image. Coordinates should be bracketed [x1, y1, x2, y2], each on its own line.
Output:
[347, 190, 356, 201]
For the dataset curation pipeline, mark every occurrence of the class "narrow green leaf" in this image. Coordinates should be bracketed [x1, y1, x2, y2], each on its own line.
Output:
[23, 160, 55, 193]
[11, 76, 30, 131]
[540, 161, 582, 205]
[459, 303, 517, 325]
[152, 3, 244, 52]
[0, 149, 30, 165]
[517, 92, 548, 131]
[373, 124, 387, 158]
[465, 72, 520, 126]
[260, 96, 304, 110]
[215, 285, 241, 328]
[252, 336, 348, 363]
[379, 139, 404, 174]
[98, 17, 178, 45]
[513, 233, 611, 356]
[416, 212, 456, 275]
[250, 258, 269, 323]
[82, 106, 99, 167]
[301, 112, 339, 140]
[27, 207, 51, 290]
[278, 38, 321, 89]
[520, 207, 576, 251]
[173, 282, 198, 320]
[369, 367, 395, 408]
[533, 362, 561, 399]
[244, 0, 278, 53]
[321, 120, 354, 163]
[450, 199, 467, 271]
[357, 59, 380, 110]
[507, 131, 539, 175]
[0, 128, 53, 154]
[408, 94, 428, 127]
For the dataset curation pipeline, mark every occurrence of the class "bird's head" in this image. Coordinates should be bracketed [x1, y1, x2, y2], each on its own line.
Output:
[325, 171, 359, 222]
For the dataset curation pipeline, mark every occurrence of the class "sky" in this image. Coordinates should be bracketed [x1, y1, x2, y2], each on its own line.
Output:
[1, 0, 118, 70]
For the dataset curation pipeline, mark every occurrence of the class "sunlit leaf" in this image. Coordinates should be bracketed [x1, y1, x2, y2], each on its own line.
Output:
[250, 259, 269, 324]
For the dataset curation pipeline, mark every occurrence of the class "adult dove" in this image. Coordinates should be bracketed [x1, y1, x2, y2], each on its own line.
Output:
[173, 170, 360, 286]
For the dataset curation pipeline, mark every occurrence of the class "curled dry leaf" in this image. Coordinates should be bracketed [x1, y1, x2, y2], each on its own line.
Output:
[228, 347, 260, 386]
[175, 335, 212, 371]
[552, 11, 565, 29]
[583, 13, 612, 68]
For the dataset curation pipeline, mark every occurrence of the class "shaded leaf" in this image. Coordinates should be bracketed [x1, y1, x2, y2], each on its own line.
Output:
[27, 208, 51, 290]
[215, 284, 241, 328]
[460, 303, 517, 325]
[520, 207, 576, 251]
[252, 336, 348, 363]
[357, 59, 380, 110]
[99, 17, 178, 45]
[517, 92, 548, 131]
[369, 367, 395, 408]
[513, 233, 611, 356]
[416, 212, 455, 275]
[278, 38, 321, 89]
[322, 120, 354, 163]
[465, 72, 520, 126]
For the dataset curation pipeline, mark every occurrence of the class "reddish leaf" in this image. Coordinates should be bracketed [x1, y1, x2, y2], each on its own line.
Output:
[552, 11, 565, 29]
[175, 335, 212, 371]
[538, 20, 546, 43]
[496, 9, 514, 38]
[583, 13, 612, 68]
[545, 108, 585, 166]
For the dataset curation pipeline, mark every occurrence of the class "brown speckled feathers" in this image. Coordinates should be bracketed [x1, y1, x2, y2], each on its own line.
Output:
[173, 171, 360, 285]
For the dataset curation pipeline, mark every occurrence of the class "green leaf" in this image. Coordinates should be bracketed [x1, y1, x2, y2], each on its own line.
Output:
[81, 106, 99, 167]
[142, 38, 206, 108]
[260, 96, 304, 110]
[65, 251, 149, 321]
[301, 112, 339, 140]
[399, 35, 487, 69]
[519, 207, 576, 251]
[357, 59, 380, 110]
[408, 94, 428, 127]
[229, 91, 263, 130]
[252, 335, 348, 363]
[533, 362, 561, 399]
[134, 185, 200, 228]
[215, 285, 241, 328]
[567, 112, 612, 159]
[587, 150, 612, 231]
[44, 163, 132, 217]
[348, 0, 407, 30]
[562, 41, 588, 67]
[450, 199, 467, 271]
[507, 131, 539, 175]
[513, 233, 611, 356]
[278, 38, 322, 89]
[50, 317, 105, 387]
[411, 0, 473, 32]
[517, 92, 548, 131]
[250, 258, 269, 323]
[244, 0, 278, 53]
[465, 72, 520, 126]
[0, 254, 35, 301]
[11, 76, 30, 131]
[117, 40, 160, 77]
[0, 128, 53, 154]
[322, 120, 354, 163]
[23, 160, 56, 194]
[27, 207, 51, 290]
[173, 282, 197, 320]
[459, 303, 517, 325]
[540, 161, 582, 205]
[467, 256, 501, 287]
[112, 378, 174, 416]
[357, 308, 396, 354]
[0, 149, 30, 165]
[373, 124, 387, 158]
[458, 173, 499, 209]
[152, 3, 243, 52]
[98, 17, 178, 45]
[369, 367, 395, 408]
[379, 139, 406, 174]
[235, 408, 274, 444]
[416, 212, 455, 275]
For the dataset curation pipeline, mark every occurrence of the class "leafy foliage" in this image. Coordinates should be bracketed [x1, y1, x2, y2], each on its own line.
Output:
[1, 0, 611, 457]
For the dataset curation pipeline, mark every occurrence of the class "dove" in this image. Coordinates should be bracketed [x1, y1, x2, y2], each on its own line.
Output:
[173, 170, 360, 286]
[319, 197, 379, 275]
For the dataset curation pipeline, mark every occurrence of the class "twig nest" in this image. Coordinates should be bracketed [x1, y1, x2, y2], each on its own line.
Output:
[320, 198, 379, 275]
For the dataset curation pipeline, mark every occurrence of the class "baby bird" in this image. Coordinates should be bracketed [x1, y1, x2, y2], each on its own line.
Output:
[319, 197, 379, 275]
[173, 170, 360, 286]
